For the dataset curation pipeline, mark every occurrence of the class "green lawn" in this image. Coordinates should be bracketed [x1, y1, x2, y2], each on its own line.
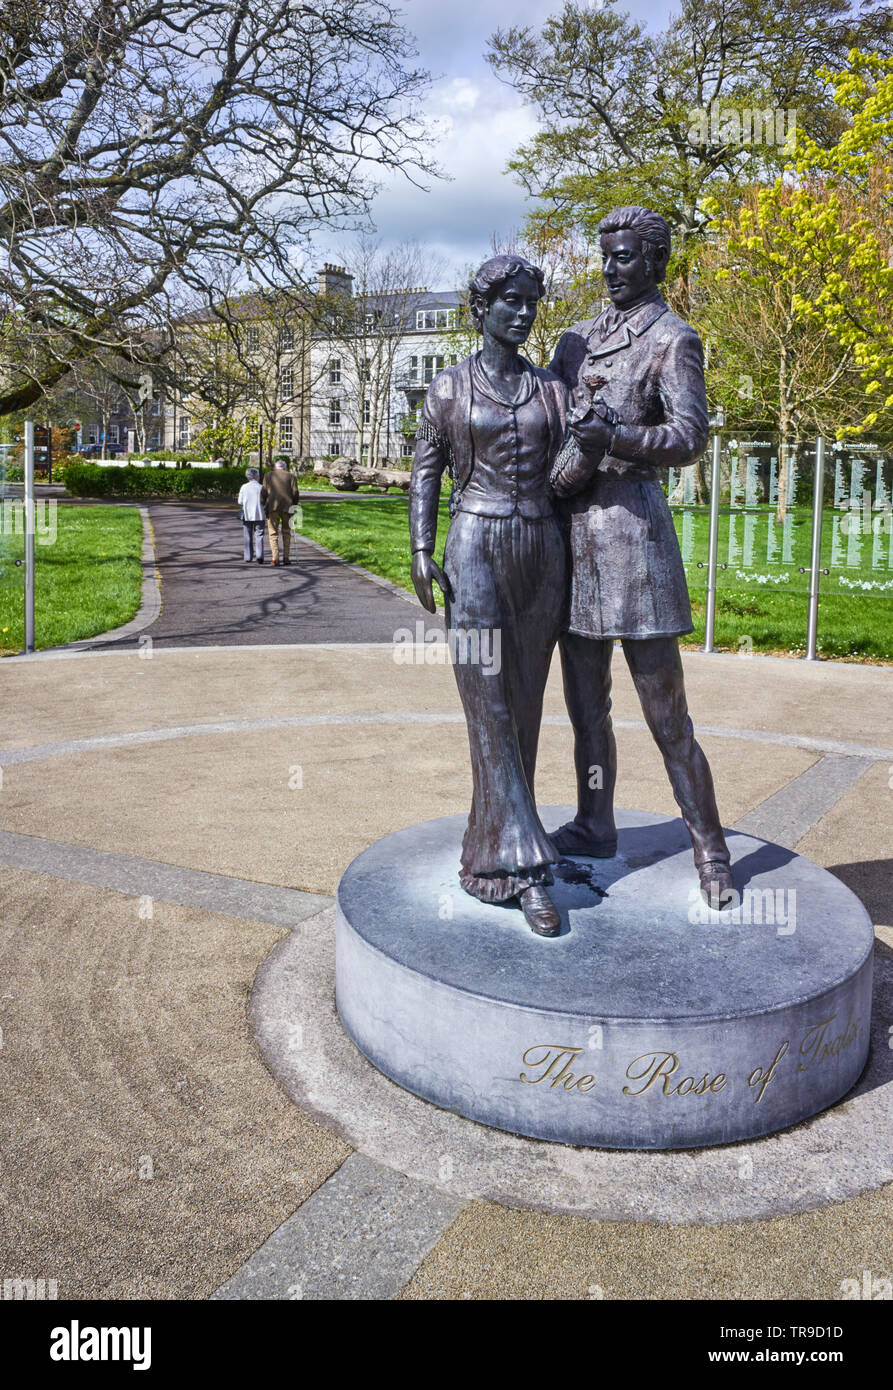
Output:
[298, 498, 893, 663]
[0, 503, 143, 655]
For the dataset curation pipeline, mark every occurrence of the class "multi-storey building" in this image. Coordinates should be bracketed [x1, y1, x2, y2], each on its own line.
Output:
[307, 279, 464, 464]
[66, 265, 466, 464]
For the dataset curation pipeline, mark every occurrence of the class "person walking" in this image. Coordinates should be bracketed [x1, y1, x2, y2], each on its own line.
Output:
[262, 459, 300, 566]
[237, 467, 265, 564]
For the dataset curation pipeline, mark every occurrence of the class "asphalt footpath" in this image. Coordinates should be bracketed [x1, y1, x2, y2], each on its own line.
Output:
[89, 499, 436, 648]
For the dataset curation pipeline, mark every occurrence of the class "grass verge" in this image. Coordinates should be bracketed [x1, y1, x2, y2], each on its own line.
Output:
[0, 503, 144, 655]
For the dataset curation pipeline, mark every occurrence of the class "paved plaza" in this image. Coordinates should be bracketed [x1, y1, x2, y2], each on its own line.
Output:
[0, 518, 890, 1299]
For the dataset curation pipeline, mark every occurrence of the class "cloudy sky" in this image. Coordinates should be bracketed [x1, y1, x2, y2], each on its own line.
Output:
[320, 0, 677, 285]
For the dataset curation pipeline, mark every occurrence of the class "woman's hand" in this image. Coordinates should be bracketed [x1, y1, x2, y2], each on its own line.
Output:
[411, 550, 452, 613]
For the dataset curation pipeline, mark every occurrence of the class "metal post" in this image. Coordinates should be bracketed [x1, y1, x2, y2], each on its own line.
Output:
[805, 436, 825, 662]
[703, 432, 722, 653]
[24, 420, 35, 653]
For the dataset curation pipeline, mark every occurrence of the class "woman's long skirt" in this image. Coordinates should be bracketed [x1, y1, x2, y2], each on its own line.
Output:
[442, 510, 568, 902]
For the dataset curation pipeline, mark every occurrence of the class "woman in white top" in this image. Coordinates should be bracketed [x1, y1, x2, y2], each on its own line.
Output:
[237, 468, 265, 564]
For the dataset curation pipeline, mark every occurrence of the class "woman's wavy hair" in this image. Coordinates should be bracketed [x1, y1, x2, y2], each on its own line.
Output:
[467, 254, 546, 332]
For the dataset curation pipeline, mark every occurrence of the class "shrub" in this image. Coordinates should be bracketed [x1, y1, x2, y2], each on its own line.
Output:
[64, 462, 248, 498]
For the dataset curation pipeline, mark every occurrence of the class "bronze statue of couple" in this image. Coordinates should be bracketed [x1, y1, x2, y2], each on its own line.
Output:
[409, 205, 733, 938]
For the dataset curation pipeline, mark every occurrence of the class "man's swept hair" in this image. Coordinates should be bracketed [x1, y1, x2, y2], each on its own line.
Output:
[597, 206, 671, 281]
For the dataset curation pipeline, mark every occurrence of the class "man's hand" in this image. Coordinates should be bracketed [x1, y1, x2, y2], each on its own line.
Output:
[411, 550, 452, 613]
[568, 411, 614, 456]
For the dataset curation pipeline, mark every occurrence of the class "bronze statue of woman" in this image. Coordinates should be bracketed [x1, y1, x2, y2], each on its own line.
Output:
[409, 255, 569, 936]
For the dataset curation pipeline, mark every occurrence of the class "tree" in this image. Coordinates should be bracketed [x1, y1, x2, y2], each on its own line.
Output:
[787, 51, 893, 432]
[326, 239, 446, 464]
[0, 0, 434, 415]
[175, 288, 312, 467]
[698, 48, 893, 521]
[487, 0, 893, 309]
[698, 180, 873, 519]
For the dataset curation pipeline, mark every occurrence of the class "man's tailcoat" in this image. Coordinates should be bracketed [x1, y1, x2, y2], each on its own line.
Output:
[550, 293, 709, 639]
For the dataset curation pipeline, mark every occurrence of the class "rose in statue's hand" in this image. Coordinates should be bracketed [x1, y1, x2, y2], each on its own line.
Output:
[551, 398, 620, 497]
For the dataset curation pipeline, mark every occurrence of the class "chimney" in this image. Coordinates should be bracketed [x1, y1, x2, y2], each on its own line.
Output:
[317, 263, 353, 299]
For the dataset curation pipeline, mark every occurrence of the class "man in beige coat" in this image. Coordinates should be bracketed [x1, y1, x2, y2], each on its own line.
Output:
[261, 460, 300, 566]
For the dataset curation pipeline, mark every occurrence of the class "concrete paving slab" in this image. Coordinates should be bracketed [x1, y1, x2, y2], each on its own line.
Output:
[734, 754, 876, 848]
[0, 828, 330, 925]
[2, 646, 891, 755]
[796, 760, 893, 936]
[213, 1153, 464, 1300]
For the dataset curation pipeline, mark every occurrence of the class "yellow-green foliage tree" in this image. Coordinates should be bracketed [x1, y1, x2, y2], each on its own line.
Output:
[700, 50, 893, 518]
[699, 180, 873, 520]
[790, 51, 893, 433]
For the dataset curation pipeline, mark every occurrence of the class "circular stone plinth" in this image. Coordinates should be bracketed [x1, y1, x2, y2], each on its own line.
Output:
[335, 809, 874, 1151]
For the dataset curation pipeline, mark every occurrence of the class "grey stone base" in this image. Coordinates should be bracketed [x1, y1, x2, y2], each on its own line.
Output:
[335, 810, 873, 1150]
[250, 906, 893, 1224]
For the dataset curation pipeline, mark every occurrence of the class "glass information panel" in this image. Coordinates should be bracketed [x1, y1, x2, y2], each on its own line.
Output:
[661, 432, 892, 659]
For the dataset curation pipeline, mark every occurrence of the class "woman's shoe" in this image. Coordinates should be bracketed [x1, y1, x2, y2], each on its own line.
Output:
[519, 885, 561, 937]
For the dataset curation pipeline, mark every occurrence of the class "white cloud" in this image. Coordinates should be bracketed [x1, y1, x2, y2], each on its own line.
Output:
[315, 0, 679, 282]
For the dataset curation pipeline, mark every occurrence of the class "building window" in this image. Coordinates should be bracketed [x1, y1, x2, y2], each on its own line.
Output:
[359, 358, 370, 383]
[360, 443, 369, 460]
[151, 390, 161, 417]
[401, 441, 414, 457]
[246, 325, 259, 350]
[280, 367, 294, 401]
[108, 424, 119, 444]
[178, 417, 190, 447]
[416, 309, 456, 331]
[328, 398, 341, 426]
[362, 399, 371, 426]
[423, 355, 445, 384]
[149, 429, 161, 447]
[280, 326, 294, 351]
[278, 416, 293, 451]
[329, 358, 341, 385]
[330, 440, 341, 457]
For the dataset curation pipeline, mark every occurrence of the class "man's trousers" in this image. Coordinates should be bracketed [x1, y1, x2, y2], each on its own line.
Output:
[559, 632, 730, 867]
[266, 513, 291, 563]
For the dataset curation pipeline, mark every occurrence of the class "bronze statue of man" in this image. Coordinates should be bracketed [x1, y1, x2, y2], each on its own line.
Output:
[549, 204, 733, 905]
